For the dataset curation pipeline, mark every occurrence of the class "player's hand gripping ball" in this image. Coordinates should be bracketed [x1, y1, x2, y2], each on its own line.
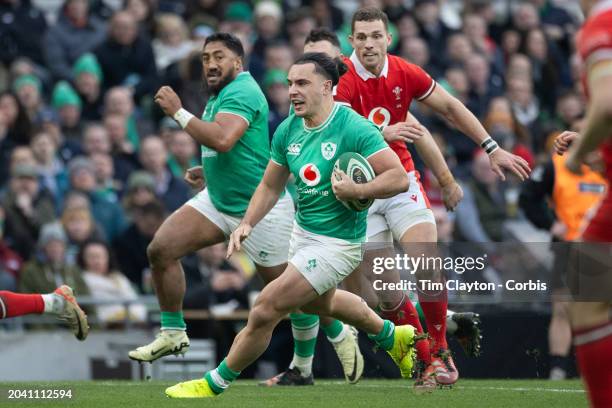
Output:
[332, 152, 375, 211]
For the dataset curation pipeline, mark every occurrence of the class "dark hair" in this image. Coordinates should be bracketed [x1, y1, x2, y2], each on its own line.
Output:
[335, 57, 348, 77]
[286, 7, 314, 25]
[305, 28, 340, 48]
[302, 29, 347, 78]
[122, 0, 155, 32]
[204, 32, 244, 59]
[557, 89, 580, 102]
[30, 126, 52, 141]
[294, 52, 343, 87]
[351, 7, 389, 33]
[0, 91, 32, 146]
[77, 238, 119, 273]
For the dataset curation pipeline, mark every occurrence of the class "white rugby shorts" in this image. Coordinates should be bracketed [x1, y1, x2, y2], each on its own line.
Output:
[367, 171, 435, 242]
[187, 188, 294, 266]
[288, 223, 363, 295]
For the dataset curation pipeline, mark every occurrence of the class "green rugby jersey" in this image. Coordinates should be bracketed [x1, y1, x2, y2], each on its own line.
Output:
[271, 103, 388, 241]
[200, 72, 270, 216]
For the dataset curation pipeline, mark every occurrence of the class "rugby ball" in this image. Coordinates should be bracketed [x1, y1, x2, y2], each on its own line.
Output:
[333, 152, 375, 211]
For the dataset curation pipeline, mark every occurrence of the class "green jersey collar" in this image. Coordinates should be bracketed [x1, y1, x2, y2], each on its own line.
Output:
[303, 102, 340, 133]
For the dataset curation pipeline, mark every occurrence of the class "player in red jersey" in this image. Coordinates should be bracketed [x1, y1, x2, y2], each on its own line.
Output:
[0, 285, 89, 340]
[555, 1, 612, 406]
[335, 8, 530, 389]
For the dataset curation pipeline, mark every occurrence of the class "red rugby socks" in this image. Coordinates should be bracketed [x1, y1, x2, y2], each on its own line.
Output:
[0, 291, 45, 319]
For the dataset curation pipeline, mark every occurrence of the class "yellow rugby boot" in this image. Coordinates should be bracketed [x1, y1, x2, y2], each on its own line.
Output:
[165, 379, 217, 398]
[386, 324, 417, 379]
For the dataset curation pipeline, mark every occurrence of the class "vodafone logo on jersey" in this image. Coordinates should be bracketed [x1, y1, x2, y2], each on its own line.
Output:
[368, 107, 391, 128]
[299, 163, 321, 186]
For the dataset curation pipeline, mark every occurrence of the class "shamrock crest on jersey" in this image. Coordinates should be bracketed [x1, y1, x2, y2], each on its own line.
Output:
[321, 142, 337, 160]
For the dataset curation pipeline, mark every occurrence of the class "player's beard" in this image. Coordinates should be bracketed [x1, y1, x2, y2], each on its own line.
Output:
[205, 66, 237, 96]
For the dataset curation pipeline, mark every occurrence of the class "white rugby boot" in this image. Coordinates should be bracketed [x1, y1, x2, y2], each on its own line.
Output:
[331, 325, 364, 384]
[128, 330, 190, 362]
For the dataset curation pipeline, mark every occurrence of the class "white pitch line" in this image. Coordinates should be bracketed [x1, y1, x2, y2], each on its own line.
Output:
[459, 385, 585, 394]
[88, 381, 586, 394]
[283, 382, 586, 394]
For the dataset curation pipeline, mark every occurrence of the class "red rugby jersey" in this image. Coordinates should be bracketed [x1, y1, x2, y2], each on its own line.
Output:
[334, 53, 436, 173]
[576, 1, 612, 183]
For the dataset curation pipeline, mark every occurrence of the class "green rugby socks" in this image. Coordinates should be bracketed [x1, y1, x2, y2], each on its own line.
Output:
[204, 359, 241, 394]
[321, 319, 347, 343]
[161, 311, 186, 331]
[369, 319, 395, 351]
[289, 313, 319, 376]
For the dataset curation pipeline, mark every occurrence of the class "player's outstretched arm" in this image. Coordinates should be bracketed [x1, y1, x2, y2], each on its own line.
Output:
[227, 161, 290, 257]
[154, 86, 247, 152]
[566, 59, 612, 174]
[419, 84, 531, 181]
[418, 85, 489, 145]
[333, 149, 408, 201]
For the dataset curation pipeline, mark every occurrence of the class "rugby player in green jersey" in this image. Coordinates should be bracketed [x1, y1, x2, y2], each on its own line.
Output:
[165, 52, 417, 398]
[128, 34, 359, 383]
[266, 27, 483, 391]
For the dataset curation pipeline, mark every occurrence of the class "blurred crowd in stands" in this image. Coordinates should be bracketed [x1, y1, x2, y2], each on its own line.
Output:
[0, 0, 588, 324]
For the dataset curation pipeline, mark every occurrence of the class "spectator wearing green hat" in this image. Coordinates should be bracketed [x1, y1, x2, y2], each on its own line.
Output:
[43, 0, 107, 82]
[73, 53, 104, 121]
[52, 81, 83, 142]
[262, 69, 289, 137]
[219, 2, 253, 37]
[13, 74, 45, 120]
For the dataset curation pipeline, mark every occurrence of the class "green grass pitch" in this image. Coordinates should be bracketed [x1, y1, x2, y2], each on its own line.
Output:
[0, 379, 587, 408]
